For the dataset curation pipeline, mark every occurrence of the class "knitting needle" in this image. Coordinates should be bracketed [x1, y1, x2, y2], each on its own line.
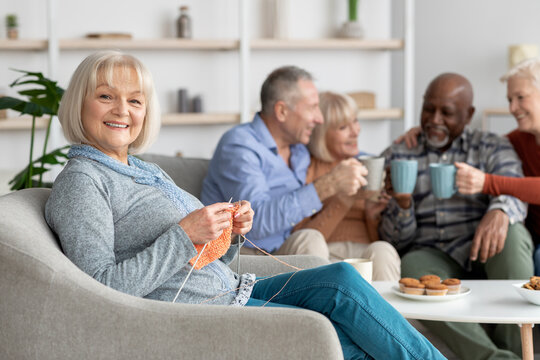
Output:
[172, 241, 207, 303]
[229, 197, 241, 275]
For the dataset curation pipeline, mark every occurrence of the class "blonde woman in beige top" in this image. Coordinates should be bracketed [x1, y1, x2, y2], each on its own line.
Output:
[294, 91, 400, 281]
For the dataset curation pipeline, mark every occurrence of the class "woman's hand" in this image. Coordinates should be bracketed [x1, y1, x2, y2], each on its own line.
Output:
[232, 200, 254, 236]
[332, 158, 369, 196]
[394, 126, 422, 149]
[364, 192, 391, 222]
[455, 162, 485, 195]
[179, 203, 235, 245]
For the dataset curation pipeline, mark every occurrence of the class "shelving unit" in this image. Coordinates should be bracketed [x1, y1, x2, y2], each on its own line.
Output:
[0, 0, 414, 161]
[2, 107, 403, 130]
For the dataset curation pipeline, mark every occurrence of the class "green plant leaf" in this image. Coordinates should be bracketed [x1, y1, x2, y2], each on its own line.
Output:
[8, 172, 26, 190]
[0, 96, 24, 110]
[8, 145, 69, 190]
[4, 69, 66, 190]
[18, 89, 48, 97]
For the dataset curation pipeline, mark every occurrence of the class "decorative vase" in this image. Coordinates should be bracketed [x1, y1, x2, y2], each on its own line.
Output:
[6, 14, 18, 40]
[340, 21, 363, 39]
[341, 0, 363, 39]
[7, 28, 18, 40]
[176, 6, 192, 39]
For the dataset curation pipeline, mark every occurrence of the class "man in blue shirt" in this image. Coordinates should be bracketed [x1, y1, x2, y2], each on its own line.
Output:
[381, 73, 533, 360]
[202, 66, 367, 257]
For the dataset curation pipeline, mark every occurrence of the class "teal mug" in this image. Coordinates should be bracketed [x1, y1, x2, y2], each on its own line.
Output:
[390, 159, 418, 194]
[429, 163, 457, 199]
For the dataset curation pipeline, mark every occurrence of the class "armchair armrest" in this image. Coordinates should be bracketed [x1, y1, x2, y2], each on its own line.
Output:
[230, 255, 330, 276]
[37, 269, 343, 360]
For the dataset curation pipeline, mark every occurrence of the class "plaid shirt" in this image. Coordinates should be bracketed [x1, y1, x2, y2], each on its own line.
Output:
[380, 128, 526, 270]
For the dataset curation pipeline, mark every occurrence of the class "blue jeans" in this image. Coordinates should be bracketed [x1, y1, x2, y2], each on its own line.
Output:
[246, 262, 444, 360]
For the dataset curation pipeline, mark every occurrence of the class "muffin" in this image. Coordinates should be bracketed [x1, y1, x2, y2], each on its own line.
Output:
[402, 282, 425, 295]
[419, 274, 441, 285]
[442, 278, 462, 294]
[425, 283, 448, 296]
[399, 277, 420, 291]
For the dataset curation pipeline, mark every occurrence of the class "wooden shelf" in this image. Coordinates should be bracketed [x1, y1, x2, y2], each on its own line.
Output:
[251, 38, 403, 50]
[0, 38, 403, 52]
[0, 116, 50, 130]
[483, 108, 510, 116]
[161, 112, 241, 125]
[59, 38, 239, 50]
[358, 108, 403, 120]
[0, 39, 48, 50]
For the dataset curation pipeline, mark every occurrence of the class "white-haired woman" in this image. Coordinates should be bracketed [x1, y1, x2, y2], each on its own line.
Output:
[45, 51, 444, 360]
[294, 91, 400, 281]
[452, 58, 540, 275]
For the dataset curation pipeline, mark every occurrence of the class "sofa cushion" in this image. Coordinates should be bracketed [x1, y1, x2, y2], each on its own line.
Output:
[138, 154, 209, 199]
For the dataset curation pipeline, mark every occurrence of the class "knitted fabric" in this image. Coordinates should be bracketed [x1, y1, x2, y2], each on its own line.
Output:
[190, 203, 240, 270]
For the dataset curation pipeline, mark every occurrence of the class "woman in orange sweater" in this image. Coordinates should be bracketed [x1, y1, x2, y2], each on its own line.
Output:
[293, 91, 400, 281]
[455, 58, 540, 275]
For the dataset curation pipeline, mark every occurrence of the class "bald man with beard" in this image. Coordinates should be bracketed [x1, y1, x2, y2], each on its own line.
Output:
[380, 73, 533, 360]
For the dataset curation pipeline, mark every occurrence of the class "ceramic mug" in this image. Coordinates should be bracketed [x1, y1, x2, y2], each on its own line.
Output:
[343, 258, 373, 284]
[358, 155, 385, 191]
[430, 163, 457, 199]
[390, 159, 418, 194]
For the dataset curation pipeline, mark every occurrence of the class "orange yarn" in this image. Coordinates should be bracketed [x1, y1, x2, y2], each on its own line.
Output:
[189, 204, 240, 270]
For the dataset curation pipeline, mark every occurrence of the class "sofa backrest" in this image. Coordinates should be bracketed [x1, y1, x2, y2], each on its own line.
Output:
[138, 154, 209, 199]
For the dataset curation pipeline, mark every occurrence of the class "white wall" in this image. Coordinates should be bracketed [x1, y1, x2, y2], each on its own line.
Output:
[4, 1, 539, 177]
[0, 0, 394, 177]
[396, 0, 540, 135]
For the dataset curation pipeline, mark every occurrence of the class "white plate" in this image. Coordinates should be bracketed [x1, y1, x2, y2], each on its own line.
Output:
[392, 285, 471, 302]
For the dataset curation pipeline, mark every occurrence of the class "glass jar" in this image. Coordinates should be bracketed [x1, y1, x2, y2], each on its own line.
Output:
[176, 6, 192, 39]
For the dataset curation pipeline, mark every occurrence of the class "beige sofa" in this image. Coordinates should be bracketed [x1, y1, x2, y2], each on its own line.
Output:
[0, 154, 342, 360]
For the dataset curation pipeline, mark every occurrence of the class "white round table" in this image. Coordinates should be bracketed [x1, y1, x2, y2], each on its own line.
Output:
[373, 280, 540, 360]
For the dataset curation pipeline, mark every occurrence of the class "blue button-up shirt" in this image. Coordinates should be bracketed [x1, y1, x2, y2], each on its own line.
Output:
[380, 128, 526, 270]
[201, 113, 322, 252]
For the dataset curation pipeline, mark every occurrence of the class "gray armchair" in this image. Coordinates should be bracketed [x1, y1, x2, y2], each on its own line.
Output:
[0, 154, 343, 360]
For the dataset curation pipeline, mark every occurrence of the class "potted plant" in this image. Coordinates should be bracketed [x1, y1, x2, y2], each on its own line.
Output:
[6, 14, 18, 40]
[340, 0, 364, 39]
[0, 69, 69, 190]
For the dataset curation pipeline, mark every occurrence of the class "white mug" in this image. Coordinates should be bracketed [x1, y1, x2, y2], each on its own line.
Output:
[343, 258, 373, 284]
[358, 155, 385, 191]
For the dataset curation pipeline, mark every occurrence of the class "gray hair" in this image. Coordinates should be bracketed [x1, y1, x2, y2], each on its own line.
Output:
[58, 50, 161, 154]
[308, 91, 358, 162]
[501, 57, 540, 90]
[260, 65, 314, 116]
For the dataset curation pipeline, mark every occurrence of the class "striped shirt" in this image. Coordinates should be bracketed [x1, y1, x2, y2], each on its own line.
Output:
[380, 128, 526, 270]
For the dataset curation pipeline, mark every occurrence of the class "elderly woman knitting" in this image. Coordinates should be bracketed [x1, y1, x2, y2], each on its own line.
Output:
[45, 50, 444, 360]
